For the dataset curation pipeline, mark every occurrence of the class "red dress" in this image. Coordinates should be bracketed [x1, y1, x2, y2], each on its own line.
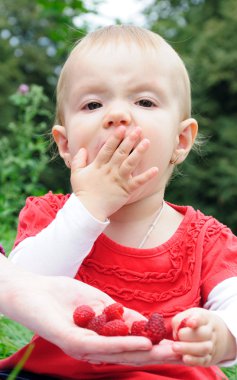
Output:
[1, 192, 236, 379]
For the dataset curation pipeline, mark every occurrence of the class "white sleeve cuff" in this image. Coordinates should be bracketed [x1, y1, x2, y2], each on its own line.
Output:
[9, 193, 109, 277]
[67, 193, 110, 228]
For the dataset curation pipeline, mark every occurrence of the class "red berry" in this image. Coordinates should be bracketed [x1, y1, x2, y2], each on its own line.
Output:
[87, 314, 107, 334]
[103, 303, 124, 321]
[177, 317, 189, 332]
[101, 319, 129, 336]
[72, 304, 166, 345]
[176, 317, 190, 337]
[131, 320, 147, 337]
[73, 305, 95, 327]
[145, 312, 166, 344]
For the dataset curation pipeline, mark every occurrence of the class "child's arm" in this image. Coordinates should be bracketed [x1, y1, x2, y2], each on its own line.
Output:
[9, 126, 158, 276]
[9, 194, 109, 276]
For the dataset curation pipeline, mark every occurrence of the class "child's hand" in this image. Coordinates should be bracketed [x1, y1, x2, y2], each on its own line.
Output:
[172, 307, 236, 366]
[70, 126, 158, 221]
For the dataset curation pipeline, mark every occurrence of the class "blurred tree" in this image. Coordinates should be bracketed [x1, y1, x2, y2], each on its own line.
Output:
[144, 0, 237, 231]
[0, 85, 50, 228]
[0, 0, 94, 192]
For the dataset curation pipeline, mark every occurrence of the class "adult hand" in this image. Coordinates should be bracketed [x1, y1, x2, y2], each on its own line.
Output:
[85, 339, 182, 366]
[0, 256, 152, 360]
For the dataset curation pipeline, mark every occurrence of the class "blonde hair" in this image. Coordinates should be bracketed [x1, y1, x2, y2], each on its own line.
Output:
[55, 25, 191, 125]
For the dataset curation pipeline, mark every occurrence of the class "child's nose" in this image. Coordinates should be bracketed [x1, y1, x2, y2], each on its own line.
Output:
[102, 107, 132, 128]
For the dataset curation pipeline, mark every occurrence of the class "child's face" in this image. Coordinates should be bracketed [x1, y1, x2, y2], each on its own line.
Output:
[54, 42, 196, 195]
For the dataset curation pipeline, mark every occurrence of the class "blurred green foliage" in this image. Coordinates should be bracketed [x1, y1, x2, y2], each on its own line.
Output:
[0, 0, 236, 234]
[0, 0, 89, 124]
[144, 0, 237, 231]
[0, 85, 50, 230]
[0, 0, 90, 193]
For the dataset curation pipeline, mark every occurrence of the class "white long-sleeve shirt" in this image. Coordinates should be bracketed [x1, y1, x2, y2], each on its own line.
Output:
[10, 194, 109, 277]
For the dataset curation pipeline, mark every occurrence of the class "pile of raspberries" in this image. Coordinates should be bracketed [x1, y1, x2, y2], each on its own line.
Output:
[73, 302, 167, 345]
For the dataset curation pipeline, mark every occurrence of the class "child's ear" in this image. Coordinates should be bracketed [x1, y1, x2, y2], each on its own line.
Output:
[171, 118, 198, 165]
[52, 125, 71, 168]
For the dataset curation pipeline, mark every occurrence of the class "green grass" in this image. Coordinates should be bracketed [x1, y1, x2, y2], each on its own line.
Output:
[0, 227, 34, 362]
[0, 315, 33, 360]
[222, 367, 237, 379]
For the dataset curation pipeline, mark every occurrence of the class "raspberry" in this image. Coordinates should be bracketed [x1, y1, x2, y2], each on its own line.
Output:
[130, 314, 166, 344]
[145, 312, 166, 344]
[101, 319, 129, 336]
[177, 317, 189, 333]
[103, 303, 124, 321]
[87, 314, 107, 334]
[73, 305, 95, 327]
[72, 304, 166, 345]
[130, 320, 147, 337]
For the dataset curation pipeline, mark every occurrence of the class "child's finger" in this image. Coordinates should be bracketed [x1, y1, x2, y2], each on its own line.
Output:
[128, 167, 159, 191]
[95, 126, 126, 164]
[178, 324, 212, 342]
[189, 313, 209, 329]
[173, 340, 213, 358]
[109, 127, 142, 166]
[178, 317, 198, 330]
[179, 313, 209, 331]
[173, 309, 210, 340]
[182, 353, 212, 367]
[118, 138, 150, 178]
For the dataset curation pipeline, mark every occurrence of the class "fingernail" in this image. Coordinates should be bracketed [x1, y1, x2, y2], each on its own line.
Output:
[140, 138, 150, 147]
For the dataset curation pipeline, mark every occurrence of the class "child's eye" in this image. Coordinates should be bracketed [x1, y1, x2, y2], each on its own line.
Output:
[136, 99, 156, 108]
[84, 102, 102, 110]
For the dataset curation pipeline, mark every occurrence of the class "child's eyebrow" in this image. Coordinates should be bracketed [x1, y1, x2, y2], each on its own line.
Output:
[78, 81, 162, 94]
[69, 78, 167, 103]
[70, 84, 108, 98]
[126, 80, 166, 96]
